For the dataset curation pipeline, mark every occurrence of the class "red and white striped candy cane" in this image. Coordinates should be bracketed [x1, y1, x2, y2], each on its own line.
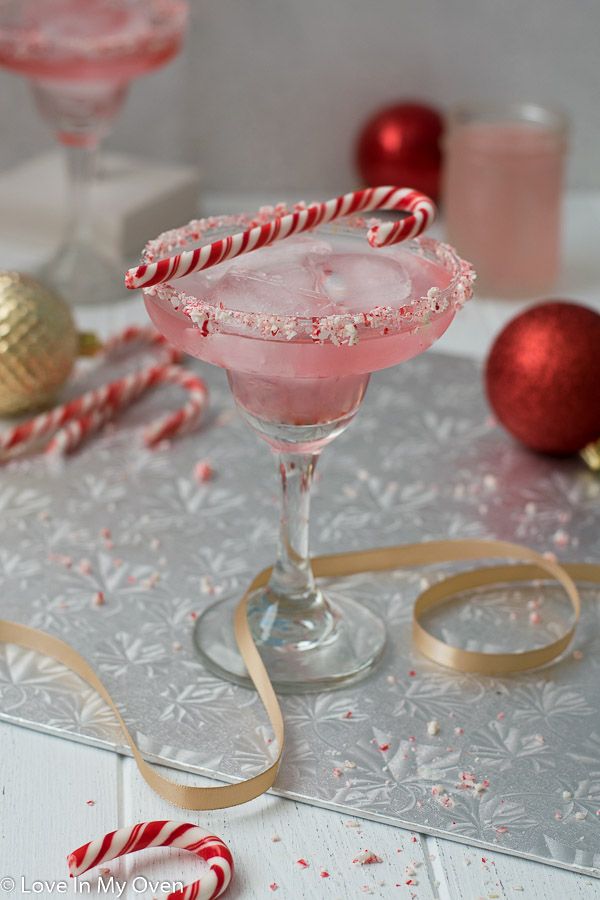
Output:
[0, 327, 172, 455]
[45, 404, 116, 457]
[125, 185, 435, 290]
[143, 364, 208, 447]
[0, 363, 162, 456]
[0, 328, 208, 458]
[102, 324, 180, 363]
[43, 364, 207, 456]
[67, 820, 233, 900]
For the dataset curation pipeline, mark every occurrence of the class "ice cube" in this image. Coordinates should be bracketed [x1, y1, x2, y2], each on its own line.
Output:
[318, 253, 411, 313]
[179, 232, 421, 317]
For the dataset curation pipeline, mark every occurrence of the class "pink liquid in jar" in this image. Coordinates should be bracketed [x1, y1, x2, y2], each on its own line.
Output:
[444, 105, 567, 297]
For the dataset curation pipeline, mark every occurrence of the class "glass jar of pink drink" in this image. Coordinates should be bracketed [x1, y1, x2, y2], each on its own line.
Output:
[443, 103, 567, 297]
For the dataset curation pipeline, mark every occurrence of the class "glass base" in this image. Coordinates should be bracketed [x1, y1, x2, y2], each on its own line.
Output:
[194, 590, 386, 694]
[37, 239, 125, 305]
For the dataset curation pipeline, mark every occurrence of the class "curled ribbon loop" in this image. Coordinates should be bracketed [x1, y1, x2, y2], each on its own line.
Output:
[0, 538, 598, 810]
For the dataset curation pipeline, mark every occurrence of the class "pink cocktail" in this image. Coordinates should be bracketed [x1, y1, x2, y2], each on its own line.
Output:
[0, 0, 188, 303]
[143, 211, 475, 692]
[444, 103, 567, 297]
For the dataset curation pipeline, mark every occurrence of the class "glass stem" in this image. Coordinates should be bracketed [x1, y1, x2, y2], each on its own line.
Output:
[63, 141, 99, 247]
[267, 452, 319, 607]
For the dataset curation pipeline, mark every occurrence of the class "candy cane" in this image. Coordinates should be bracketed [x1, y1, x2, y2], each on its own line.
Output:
[45, 364, 207, 456]
[0, 328, 172, 455]
[143, 365, 208, 447]
[45, 404, 115, 457]
[0, 329, 208, 459]
[67, 821, 233, 900]
[125, 185, 435, 290]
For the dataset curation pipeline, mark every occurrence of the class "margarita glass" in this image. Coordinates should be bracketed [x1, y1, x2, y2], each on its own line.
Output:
[0, 0, 188, 304]
[141, 210, 474, 692]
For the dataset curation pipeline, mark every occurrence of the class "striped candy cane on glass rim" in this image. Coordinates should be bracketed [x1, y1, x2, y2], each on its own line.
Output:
[67, 820, 233, 900]
[125, 185, 436, 290]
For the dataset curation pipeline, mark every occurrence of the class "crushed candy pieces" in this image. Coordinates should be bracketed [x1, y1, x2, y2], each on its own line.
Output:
[49, 553, 73, 568]
[296, 858, 310, 869]
[553, 529, 570, 547]
[427, 720, 440, 736]
[353, 850, 383, 866]
[142, 571, 161, 589]
[193, 460, 214, 483]
[200, 576, 215, 594]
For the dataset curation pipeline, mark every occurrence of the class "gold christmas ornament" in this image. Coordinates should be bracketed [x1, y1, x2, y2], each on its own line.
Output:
[0, 271, 79, 416]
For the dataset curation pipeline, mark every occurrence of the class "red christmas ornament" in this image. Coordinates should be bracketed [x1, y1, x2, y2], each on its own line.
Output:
[355, 102, 444, 201]
[485, 301, 600, 456]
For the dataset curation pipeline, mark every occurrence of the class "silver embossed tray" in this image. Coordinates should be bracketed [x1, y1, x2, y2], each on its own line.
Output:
[1, 351, 599, 876]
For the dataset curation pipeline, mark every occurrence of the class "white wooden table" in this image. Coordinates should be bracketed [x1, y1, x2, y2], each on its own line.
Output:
[1, 193, 600, 899]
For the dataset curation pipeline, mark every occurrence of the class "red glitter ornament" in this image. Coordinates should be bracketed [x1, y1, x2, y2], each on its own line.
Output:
[485, 301, 600, 455]
[355, 102, 444, 201]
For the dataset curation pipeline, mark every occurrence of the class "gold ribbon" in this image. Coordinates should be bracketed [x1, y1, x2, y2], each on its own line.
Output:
[1, 538, 599, 810]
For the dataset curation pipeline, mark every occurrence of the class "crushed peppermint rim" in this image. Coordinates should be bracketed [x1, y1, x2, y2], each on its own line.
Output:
[141, 208, 475, 347]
